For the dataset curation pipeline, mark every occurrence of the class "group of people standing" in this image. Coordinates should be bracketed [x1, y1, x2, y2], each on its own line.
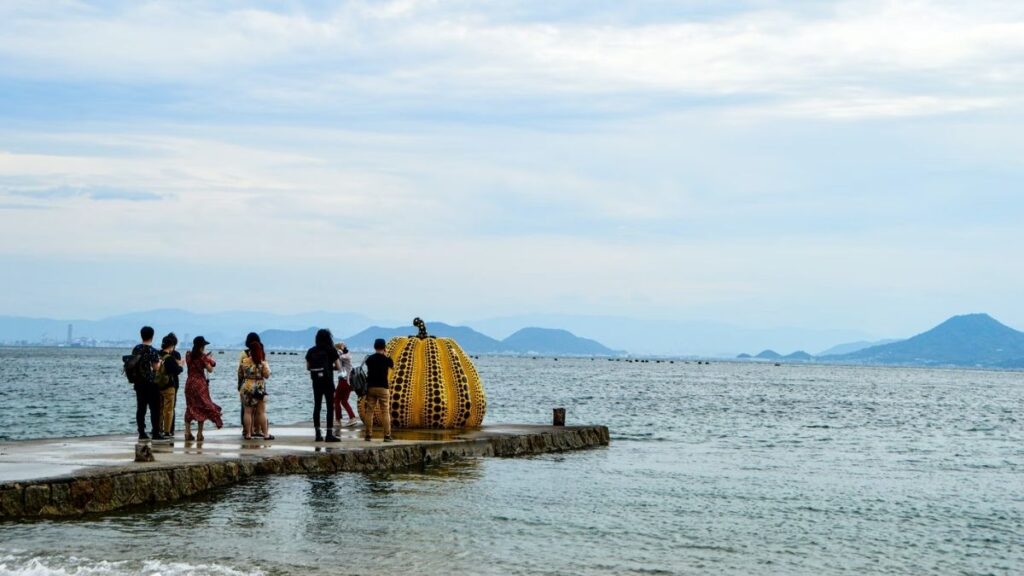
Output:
[130, 326, 225, 441]
[302, 328, 393, 442]
[130, 326, 394, 443]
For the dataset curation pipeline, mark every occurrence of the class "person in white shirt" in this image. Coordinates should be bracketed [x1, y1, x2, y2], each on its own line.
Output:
[333, 342, 357, 434]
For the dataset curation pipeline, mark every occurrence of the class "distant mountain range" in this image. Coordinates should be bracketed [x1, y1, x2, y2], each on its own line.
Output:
[260, 322, 618, 356]
[738, 349, 814, 361]
[738, 313, 1024, 369]
[0, 309, 618, 356]
[0, 309, 378, 347]
[1, 308, 870, 356]
[823, 314, 1024, 368]
[5, 309, 1022, 366]
[466, 313, 869, 356]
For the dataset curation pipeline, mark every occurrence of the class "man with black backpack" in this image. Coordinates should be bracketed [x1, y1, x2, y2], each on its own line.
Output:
[129, 326, 166, 440]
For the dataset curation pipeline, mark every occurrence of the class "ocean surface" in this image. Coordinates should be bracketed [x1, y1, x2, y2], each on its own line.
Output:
[0, 347, 1021, 575]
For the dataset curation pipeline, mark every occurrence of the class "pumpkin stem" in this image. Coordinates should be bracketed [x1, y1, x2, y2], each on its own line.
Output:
[413, 317, 429, 339]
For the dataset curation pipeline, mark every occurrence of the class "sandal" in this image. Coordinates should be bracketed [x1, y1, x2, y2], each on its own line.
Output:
[243, 435, 253, 440]
[265, 434, 275, 440]
[196, 434, 204, 442]
[184, 434, 195, 442]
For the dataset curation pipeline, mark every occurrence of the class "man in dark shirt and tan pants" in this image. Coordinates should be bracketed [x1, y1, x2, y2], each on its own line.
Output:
[362, 338, 394, 442]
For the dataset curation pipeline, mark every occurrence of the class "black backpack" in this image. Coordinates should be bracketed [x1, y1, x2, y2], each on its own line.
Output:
[349, 359, 369, 398]
[122, 351, 144, 385]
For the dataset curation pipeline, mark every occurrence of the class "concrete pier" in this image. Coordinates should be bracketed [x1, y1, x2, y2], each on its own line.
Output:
[0, 423, 609, 519]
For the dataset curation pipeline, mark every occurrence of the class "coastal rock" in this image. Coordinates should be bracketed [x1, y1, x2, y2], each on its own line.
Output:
[23, 484, 50, 515]
[189, 465, 211, 492]
[0, 486, 25, 516]
[111, 474, 137, 506]
[48, 482, 71, 512]
[172, 468, 193, 497]
[90, 476, 115, 510]
[69, 479, 95, 509]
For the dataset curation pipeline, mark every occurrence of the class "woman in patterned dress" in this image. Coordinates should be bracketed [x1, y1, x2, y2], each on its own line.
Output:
[239, 332, 273, 440]
[183, 336, 223, 442]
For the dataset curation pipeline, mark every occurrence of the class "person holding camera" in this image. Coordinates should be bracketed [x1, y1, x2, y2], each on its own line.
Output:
[183, 336, 223, 442]
[239, 332, 273, 441]
[333, 341, 356, 433]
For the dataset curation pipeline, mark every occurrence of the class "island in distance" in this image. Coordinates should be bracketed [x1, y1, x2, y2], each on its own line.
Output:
[738, 313, 1024, 369]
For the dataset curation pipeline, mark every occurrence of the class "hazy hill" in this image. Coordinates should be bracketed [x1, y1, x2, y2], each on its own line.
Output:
[737, 350, 813, 361]
[817, 339, 901, 356]
[827, 313, 1024, 367]
[502, 327, 615, 355]
[343, 322, 504, 353]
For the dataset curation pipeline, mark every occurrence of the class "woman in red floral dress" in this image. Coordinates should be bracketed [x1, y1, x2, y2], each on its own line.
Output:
[184, 336, 223, 442]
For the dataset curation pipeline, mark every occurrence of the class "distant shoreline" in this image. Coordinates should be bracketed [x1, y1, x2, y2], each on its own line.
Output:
[2, 345, 1021, 374]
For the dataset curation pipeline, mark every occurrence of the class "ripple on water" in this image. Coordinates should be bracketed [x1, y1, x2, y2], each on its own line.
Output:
[0, 351, 1022, 575]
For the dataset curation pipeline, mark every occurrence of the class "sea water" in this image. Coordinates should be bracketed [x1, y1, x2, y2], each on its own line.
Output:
[0, 348, 1021, 575]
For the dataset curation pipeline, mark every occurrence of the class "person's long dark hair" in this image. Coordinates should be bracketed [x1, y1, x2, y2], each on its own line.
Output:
[315, 328, 334, 352]
[190, 340, 205, 364]
[246, 332, 265, 364]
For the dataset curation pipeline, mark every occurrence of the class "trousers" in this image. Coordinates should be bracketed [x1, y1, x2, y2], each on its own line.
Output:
[160, 387, 177, 434]
[334, 377, 355, 420]
[361, 387, 391, 438]
[135, 384, 162, 436]
[313, 379, 335, 431]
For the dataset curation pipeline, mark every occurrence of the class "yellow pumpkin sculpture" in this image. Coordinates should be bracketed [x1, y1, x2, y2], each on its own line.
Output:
[359, 318, 487, 429]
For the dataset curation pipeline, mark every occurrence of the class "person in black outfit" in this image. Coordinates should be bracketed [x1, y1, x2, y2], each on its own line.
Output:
[305, 328, 341, 442]
[132, 326, 166, 440]
[362, 338, 394, 442]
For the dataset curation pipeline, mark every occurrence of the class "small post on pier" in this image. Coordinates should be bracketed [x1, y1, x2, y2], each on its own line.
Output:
[135, 442, 155, 463]
[552, 408, 566, 426]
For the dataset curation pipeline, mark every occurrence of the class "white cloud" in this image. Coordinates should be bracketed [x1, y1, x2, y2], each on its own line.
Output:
[0, 1, 1022, 119]
[1, 1, 1023, 334]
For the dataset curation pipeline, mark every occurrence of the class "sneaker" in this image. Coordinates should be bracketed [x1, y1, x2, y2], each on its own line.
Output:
[383, 435, 394, 443]
[138, 432, 150, 440]
[363, 434, 372, 441]
[325, 434, 341, 443]
[315, 430, 323, 442]
[332, 427, 342, 437]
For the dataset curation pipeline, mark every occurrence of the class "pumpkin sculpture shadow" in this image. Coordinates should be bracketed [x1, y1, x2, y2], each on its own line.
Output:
[359, 318, 487, 429]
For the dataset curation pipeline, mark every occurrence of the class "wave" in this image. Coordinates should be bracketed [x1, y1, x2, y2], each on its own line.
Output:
[0, 551, 263, 576]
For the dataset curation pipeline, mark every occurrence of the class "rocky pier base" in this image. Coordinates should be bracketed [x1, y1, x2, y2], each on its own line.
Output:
[0, 425, 609, 519]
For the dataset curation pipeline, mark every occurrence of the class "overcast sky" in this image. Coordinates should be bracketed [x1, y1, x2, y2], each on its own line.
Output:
[1, 0, 1022, 337]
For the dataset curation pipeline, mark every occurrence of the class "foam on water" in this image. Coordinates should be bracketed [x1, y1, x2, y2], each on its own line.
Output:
[0, 551, 261, 576]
